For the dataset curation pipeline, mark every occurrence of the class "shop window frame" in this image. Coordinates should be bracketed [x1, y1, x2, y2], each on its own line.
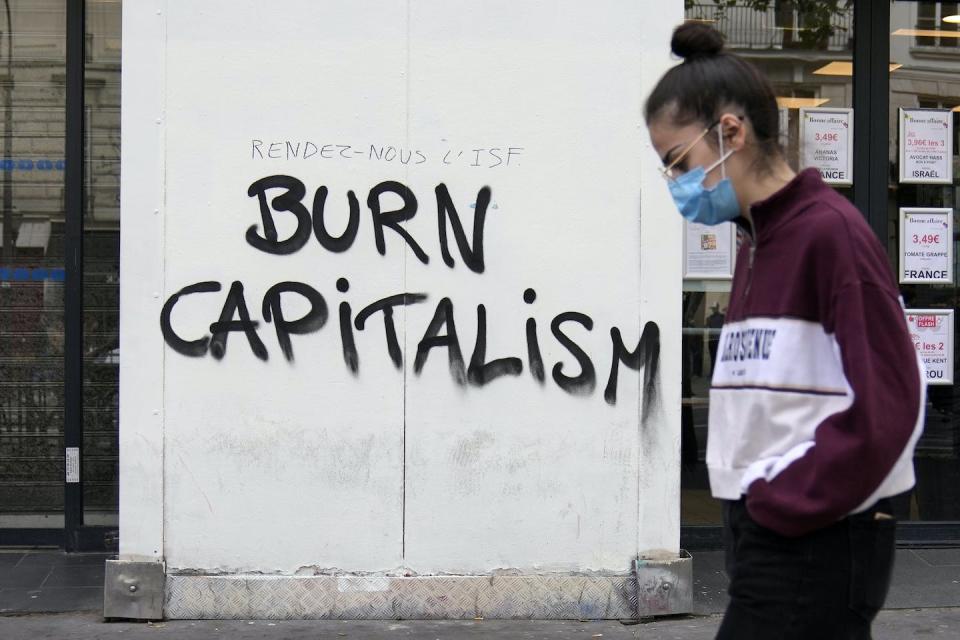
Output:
[681, 0, 960, 550]
[0, 0, 115, 552]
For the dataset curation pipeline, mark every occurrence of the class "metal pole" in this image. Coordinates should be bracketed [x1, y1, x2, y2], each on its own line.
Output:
[851, 0, 889, 243]
[1, 0, 12, 260]
[64, 0, 85, 550]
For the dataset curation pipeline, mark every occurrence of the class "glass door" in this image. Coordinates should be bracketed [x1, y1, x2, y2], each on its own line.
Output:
[0, 0, 68, 540]
[0, 0, 120, 549]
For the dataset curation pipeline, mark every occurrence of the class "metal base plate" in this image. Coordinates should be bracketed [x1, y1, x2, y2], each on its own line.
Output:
[164, 554, 691, 620]
[104, 559, 166, 620]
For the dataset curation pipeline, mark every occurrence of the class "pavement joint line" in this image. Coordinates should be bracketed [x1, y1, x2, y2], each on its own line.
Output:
[911, 548, 935, 568]
[37, 565, 55, 590]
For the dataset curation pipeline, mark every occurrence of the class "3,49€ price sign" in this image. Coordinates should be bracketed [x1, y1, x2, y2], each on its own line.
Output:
[899, 207, 953, 284]
[899, 108, 953, 184]
[905, 309, 954, 385]
[799, 107, 853, 185]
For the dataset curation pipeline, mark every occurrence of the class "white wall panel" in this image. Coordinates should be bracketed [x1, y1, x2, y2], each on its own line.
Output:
[121, 0, 683, 576]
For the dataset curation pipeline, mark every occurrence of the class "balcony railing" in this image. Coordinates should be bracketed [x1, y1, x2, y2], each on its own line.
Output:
[686, 2, 853, 52]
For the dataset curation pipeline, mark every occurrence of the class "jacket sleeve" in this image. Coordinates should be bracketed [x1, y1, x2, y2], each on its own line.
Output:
[743, 280, 923, 536]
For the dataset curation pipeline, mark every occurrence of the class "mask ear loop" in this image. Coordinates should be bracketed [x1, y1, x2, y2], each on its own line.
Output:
[706, 125, 735, 177]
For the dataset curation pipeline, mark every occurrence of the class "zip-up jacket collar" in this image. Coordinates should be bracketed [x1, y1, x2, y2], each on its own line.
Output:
[707, 166, 925, 537]
[746, 167, 824, 243]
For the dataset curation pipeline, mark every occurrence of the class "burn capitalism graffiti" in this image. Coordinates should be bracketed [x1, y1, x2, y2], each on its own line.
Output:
[160, 173, 660, 412]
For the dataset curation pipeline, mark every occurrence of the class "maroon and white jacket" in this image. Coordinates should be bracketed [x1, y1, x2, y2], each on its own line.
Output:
[708, 168, 925, 536]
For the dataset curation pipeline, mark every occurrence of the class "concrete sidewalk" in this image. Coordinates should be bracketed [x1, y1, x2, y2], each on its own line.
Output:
[0, 609, 958, 639]
[2, 548, 960, 637]
[4, 547, 960, 616]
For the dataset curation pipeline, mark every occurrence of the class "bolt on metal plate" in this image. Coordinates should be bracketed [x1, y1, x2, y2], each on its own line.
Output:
[103, 560, 165, 621]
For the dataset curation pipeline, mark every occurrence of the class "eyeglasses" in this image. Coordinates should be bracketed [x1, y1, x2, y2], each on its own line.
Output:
[658, 122, 717, 182]
[658, 116, 743, 181]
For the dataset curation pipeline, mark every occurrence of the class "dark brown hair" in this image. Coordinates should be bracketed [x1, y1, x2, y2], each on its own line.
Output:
[645, 22, 782, 162]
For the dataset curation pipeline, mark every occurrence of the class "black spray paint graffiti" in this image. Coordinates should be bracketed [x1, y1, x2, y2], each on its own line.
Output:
[250, 139, 524, 170]
[160, 175, 660, 409]
[245, 175, 488, 273]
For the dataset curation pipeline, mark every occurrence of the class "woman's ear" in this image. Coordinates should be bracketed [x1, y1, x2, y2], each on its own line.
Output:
[719, 112, 746, 151]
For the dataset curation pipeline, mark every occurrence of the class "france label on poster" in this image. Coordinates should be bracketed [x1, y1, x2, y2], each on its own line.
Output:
[899, 108, 953, 184]
[906, 309, 954, 385]
[799, 107, 853, 185]
[899, 207, 953, 284]
[683, 220, 735, 280]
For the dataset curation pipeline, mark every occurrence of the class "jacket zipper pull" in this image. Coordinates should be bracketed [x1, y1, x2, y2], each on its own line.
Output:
[744, 239, 756, 301]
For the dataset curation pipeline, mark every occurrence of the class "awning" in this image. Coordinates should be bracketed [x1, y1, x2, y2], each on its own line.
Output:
[15, 221, 51, 252]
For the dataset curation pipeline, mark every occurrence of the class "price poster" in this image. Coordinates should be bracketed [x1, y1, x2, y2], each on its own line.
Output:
[899, 207, 953, 284]
[683, 220, 735, 280]
[899, 108, 953, 184]
[905, 309, 954, 385]
[799, 107, 853, 185]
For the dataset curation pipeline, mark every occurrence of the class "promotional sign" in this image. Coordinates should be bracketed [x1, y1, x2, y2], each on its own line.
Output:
[799, 107, 853, 185]
[906, 309, 954, 385]
[899, 108, 953, 184]
[899, 207, 953, 284]
[683, 220, 735, 280]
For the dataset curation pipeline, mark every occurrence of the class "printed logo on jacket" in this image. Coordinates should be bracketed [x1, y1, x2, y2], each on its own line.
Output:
[712, 317, 849, 393]
[719, 328, 777, 363]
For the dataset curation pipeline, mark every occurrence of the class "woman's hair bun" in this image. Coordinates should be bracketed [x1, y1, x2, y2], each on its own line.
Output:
[671, 22, 725, 61]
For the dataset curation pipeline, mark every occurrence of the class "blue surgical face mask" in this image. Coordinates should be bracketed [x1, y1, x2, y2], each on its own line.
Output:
[666, 128, 740, 226]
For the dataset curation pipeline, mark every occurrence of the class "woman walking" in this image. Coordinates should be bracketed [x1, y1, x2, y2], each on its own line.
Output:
[645, 22, 926, 639]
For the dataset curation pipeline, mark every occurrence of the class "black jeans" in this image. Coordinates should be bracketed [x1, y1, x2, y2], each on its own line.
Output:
[716, 498, 896, 640]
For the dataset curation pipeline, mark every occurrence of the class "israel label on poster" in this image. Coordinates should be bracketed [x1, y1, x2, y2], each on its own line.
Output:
[799, 107, 853, 185]
[899, 108, 953, 184]
[899, 207, 953, 284]
[683, 220, 735, 280]
[906, 309, 954, 385]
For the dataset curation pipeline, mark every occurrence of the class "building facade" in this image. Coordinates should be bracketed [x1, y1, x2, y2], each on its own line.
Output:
[0, 0, 958, 619]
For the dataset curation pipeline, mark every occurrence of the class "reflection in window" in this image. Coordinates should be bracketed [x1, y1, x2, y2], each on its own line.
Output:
[680, 0, 854, 528]
[0, 0, 67, 528]
[915, 1, 960, 48]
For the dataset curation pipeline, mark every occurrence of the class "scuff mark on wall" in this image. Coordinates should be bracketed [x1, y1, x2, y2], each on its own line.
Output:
[174, 451, 214, 514]
[451, 431, 495, 467]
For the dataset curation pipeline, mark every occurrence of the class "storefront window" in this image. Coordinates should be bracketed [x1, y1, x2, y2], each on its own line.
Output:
[682, 1, 960, 532]
[914, 1, 959, 47]
[0, 0, 120, 534]
[681, 0, 855, 527]
[83, 0, 119, 526]
[889, 0, 960, 521]
[0, 0, 67, 528]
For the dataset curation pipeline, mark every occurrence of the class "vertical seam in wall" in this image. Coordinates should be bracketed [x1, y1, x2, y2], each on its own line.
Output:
[158, 0, 169, 563]
[636, 203, 643, 559]
[401, 0, 411, 562]
[635, 23, 644, 559]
